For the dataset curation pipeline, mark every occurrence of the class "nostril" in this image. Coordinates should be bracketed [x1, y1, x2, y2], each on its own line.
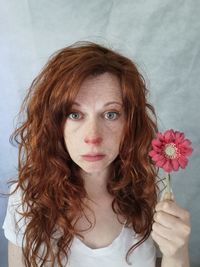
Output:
[84, 137, 103, 144]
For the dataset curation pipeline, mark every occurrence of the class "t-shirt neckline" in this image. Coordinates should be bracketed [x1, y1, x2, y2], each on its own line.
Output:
[73, 220, 127, 255]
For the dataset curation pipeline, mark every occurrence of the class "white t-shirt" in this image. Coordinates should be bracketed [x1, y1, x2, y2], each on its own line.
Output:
[2, 184, 156, 267]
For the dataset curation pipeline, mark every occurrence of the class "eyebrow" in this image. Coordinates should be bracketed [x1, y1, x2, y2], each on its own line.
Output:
[72, 101, 123, 107]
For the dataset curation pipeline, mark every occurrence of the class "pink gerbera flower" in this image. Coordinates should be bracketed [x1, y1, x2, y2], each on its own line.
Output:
[149, 129, 193, 173]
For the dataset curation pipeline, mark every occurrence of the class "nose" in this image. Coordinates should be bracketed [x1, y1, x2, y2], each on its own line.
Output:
[84, 136, 103, 144]
[84, 119, 103, 145]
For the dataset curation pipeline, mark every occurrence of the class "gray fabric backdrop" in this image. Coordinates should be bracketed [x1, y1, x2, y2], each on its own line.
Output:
[0, 1, 199, 266]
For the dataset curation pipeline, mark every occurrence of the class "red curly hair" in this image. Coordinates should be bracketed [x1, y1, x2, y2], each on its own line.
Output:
[9, 41, 159, 266]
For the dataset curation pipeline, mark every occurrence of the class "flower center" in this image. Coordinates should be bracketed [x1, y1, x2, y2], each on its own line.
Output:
[164, 143, 179, 159]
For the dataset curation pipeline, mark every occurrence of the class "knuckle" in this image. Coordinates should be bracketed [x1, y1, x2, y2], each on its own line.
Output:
[176, 237, 185, 248]
[154, 211, 164, 222]
[163, 201, 170, 211]
[183, 210, 190, 222]
[183, 224, 191, 237]
[154, 212, 159, 221]
[152, 222, 157, 231]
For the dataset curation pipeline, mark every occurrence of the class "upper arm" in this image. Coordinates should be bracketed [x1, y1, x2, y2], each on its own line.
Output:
[8, 241, 25, 267]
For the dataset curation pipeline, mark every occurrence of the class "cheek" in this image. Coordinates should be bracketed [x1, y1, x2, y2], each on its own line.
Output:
[63, 125, 79, 151]
[104, 124, 124, 146]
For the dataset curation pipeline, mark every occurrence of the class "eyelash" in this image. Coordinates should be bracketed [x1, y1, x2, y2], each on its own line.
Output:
[67, 111, 121, 121]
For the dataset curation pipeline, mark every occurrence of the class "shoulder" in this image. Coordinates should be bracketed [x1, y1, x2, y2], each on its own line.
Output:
[2, 183, 27, 247]
[8, 183, 23, 204]
[6, 183, 25, 219]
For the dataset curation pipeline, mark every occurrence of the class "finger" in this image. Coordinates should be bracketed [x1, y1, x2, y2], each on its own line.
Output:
[151, 226, 190, 258]
[153, 210, 187, 229]
[155, 201, 190, 223]
[152, 221, 185, 243]
[153, 210, 191, 244]
[151, 227, 170, 244]
[162, 191, 175, 201]
[152, 222, 172, 240]
[151, 230, 174, 257]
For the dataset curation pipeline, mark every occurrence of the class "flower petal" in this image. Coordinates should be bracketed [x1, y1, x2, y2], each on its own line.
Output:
[152, 139, 162, 147]
[156, 158, 167, 168]
[178, 156, 188, 169]
[171, 159, 180, 171]
[175, 131, 185, 143]
[164, 130, 174, 142]
[180, 139, 192, 147]
[149, 150, 157, 157]
[163, 159, 173, 173]
[152, 154, 164, 161]
[185, 147, 193, 156]
[157, 132, 165, 141]
[179, 147, 193, 157]
[152, 146, 162, 152]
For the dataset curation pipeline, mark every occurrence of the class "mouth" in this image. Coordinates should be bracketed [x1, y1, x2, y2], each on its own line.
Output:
[81, 154, 105, 162]
[82, 153, 105, 157]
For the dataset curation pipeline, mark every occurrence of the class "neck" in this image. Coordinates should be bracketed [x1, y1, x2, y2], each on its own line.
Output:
[80, 167, 112, 201]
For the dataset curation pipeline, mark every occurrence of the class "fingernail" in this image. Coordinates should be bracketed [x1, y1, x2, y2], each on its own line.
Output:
[163, 192, 173, 200]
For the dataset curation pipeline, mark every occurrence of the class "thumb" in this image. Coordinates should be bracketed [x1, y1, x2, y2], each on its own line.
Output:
[162, 191, 175, 201]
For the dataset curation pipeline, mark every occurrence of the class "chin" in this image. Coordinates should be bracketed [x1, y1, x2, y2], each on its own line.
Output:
[78, 162, 110, 174]
[81, 166, 105, 174]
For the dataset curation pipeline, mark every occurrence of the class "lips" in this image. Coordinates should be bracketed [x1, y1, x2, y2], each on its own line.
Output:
[82, 153, 105, 157]
[81, 153, 105, 162]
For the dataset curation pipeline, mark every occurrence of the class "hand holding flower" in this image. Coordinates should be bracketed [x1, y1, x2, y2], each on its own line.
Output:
[152, 193, 191, 267]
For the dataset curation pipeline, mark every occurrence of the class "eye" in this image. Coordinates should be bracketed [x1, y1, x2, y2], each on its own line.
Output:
[104, 111, 120, 120]
[68, 112, 82, 120]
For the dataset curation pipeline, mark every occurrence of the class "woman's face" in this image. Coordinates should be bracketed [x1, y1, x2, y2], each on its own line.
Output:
[63, 72, 125, 174]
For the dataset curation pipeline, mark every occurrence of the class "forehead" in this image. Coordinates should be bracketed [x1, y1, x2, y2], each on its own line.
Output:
[74, 72, 122, 103]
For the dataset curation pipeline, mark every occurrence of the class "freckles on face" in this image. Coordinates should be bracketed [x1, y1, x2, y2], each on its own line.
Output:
[63, 72, 125, 172]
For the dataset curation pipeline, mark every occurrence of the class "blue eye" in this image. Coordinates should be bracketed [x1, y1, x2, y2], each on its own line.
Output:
[68, 112, 82, 120]
[104, 112, 119, 120]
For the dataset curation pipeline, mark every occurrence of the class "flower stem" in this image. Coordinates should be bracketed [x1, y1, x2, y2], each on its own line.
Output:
[164, 173, 173, 200]
[166, 173, 171, 193]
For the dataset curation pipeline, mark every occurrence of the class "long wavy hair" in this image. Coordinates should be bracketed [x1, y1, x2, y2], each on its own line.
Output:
[8, 41, 159, 266]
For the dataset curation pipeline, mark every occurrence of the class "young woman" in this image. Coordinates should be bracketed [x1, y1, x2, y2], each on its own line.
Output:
[2, 41, 191, 267]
